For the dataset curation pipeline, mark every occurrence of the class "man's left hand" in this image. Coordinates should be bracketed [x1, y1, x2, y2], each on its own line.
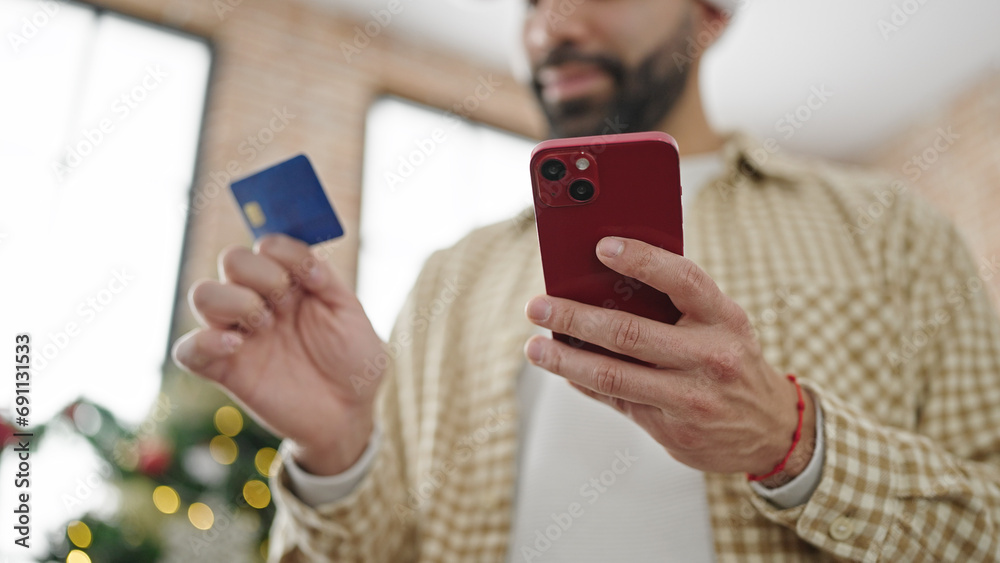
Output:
[525, 236, 816, 482]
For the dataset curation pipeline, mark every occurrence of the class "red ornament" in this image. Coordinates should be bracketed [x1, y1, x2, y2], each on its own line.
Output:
[0, 419, 15, 448]
[62, 401, 81, 420]
[136, 437, 173, 476]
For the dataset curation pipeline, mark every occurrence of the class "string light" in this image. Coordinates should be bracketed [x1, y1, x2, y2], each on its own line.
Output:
[255, 447, 277, 476]
[152, 485, 181, 514]
[188, 502, 214, 530]
[67, 520, 92, 548]
[213, 406, 243, 437]
[243, 479, 271, 509]
[209, 435, 238, 465]
[67, 550, 92, 563]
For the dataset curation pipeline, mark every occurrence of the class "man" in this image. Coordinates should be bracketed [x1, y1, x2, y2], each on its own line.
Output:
[173, 0, 1000, 560]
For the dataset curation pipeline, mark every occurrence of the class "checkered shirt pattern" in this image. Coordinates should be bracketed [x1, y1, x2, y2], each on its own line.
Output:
[268, 133, 1000, 562]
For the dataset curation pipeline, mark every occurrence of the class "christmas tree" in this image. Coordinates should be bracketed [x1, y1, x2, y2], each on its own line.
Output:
[1, 365, 281, 562]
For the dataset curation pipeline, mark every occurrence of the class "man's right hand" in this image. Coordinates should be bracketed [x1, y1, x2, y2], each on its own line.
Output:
[172, 234, 386, 476]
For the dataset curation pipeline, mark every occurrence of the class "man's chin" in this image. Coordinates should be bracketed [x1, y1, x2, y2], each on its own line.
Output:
[546, 112, 611, 139]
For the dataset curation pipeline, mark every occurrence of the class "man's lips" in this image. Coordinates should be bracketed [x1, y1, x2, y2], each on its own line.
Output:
[537, 63, 614, 104]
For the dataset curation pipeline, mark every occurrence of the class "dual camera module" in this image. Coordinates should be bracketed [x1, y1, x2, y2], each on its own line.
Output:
[540, 158, 595, 202]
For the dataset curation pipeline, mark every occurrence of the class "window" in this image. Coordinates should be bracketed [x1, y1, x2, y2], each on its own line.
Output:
[0, 2, 211, 421]
[0, 4, 210, 555]
[358, 97, 536, 339]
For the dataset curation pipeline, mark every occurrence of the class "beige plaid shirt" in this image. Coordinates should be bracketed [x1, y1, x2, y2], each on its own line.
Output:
[268, 133, 1000, 562]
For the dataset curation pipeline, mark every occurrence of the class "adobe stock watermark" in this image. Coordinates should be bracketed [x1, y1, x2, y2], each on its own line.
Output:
[393, 405, 514, 523]
[540, 0, 586, 29]
[774, 85, 835, 140]
[35, 268, 135, 372]
[181, 106, 296, 218]
[350, 277, 466, 394]
[671, 6, 744, 71]
[518, 449, 639, 562]
[843, 126, 959, 240]
[51, 65, 168, 182]
[702, 287, 799, 394]
[340, 0, 404, 63]
[567, 115, 631, 156]
[57, 396, 172, 515]
[382, 128, 448, 193]
[900, 126, 960, 181]
[748, 286, 799, 333]
[160, 489, 263, 560]
[878, 0, 934, 41]
[210, 237, 442, 369]
[563, 275, 643, 352]
[59, 462, 113, 515]
[717, 85, 834, 200]
[110, 394, 177, 469]
[514, 114, 629, 230]
[546, 0, 751, 45]
[7, 0, 63, 54]
[749, 431, 819, 490]
[383, 74, 503, 193]
[888, 254, 999, 367]
[213, 0, 244, 21]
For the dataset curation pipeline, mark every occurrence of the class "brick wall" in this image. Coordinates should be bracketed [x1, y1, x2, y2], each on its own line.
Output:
[873, 72, 1000, 307]
[94, 0, 1000, 358]
[91, 0, 546, 337]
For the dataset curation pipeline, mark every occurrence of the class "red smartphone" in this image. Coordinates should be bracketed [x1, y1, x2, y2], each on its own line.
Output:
[530, 131, 683, 362]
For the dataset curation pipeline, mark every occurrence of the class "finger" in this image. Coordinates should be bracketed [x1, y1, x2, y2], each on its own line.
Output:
[255, 234, 354, 308]
[596, 237, 731, 324]
[567, 382, 666, 428]
[524, 334, 681, 407]
[567, 381, 627, 413]
[188, 280, 273, 332]
[172, 328, 243, 385]
[218, 245, 296, 310]
[525, 295, 697, 368]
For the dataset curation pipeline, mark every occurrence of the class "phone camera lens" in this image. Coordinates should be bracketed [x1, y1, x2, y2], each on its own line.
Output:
[568, 179, 595, 202]
[540, 158, 567, 181]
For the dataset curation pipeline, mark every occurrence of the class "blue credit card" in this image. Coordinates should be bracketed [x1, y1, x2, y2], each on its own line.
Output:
[230, 154, 344, 245]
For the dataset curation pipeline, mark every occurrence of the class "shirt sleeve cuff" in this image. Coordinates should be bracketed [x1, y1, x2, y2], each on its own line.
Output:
[750, 394, 825, 508]
[279, 424, 382, 508]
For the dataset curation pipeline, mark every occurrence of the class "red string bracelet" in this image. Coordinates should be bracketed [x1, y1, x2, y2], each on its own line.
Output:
[747, 374, 806, 482]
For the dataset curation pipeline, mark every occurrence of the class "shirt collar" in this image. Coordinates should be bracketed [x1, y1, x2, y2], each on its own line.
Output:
[718, 131, 808, 184]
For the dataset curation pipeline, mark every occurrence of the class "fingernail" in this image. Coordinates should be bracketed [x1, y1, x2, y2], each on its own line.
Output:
[221, 332, 243, 354]
[525, 338, 544, 363]
[526, 297, 551, 322]
[598, 237, 623, 257]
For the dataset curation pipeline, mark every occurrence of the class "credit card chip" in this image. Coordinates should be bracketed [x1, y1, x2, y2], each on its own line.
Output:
[243, 201, 266, 227]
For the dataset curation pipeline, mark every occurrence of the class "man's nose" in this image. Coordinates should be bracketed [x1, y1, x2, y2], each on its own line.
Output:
[524, 0, 591, 54]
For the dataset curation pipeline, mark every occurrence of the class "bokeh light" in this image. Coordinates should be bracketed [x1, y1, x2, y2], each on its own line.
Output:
[243, 479, 271, 509]
[209, 435, 238, 465]
[214, 405, 244, 437]
[67, 520, 92, 548]
[188, 502, 214, 530]
[255, 447, 278, 476]
[260, 539, 270, 559]
[152, 485, 180, 514]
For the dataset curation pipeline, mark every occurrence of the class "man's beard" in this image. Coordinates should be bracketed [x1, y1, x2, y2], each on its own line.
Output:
[531, 13, 694, 139]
